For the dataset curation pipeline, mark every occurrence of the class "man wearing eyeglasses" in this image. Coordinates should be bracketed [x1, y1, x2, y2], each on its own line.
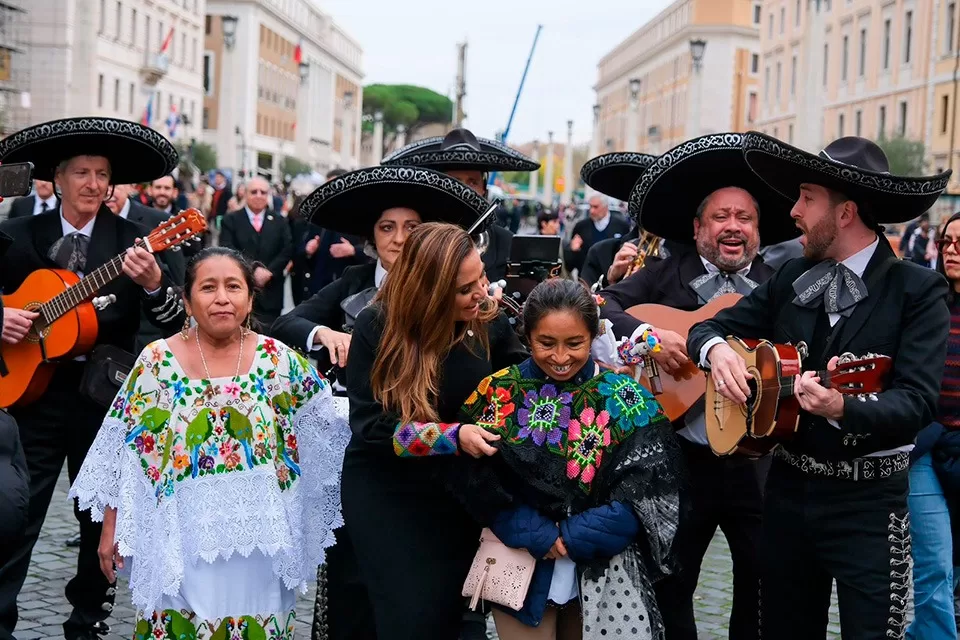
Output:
[220, 176, 293, 326]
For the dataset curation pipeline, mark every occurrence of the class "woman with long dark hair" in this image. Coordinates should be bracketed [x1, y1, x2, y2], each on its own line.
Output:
[342, 223, 526, 639]
[908, 211, 960, 639]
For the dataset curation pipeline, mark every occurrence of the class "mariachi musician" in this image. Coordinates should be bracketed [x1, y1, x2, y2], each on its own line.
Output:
[381, 128, 540, 283]
[598, 133, 798, 640]
[576, 151, 660, 289]
[269, 164, 492, 640]
[0, 117, 183, 640]
[689, 132, 951, 639]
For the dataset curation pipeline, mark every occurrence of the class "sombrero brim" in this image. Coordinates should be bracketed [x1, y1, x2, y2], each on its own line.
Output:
[743, 131, 951, 223]
[300, 166, 490, 237]
[580, 152, 658, 201]
[0, 118, 179, 184]
[630, 133, 798, 245]
[382, 136, 540, 173]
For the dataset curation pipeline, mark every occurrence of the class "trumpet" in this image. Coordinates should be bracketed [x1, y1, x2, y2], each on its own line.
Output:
[623, 230, 663, 278]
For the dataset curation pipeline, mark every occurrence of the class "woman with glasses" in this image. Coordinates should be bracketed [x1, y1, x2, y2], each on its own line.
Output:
[907, 214, 960, 639]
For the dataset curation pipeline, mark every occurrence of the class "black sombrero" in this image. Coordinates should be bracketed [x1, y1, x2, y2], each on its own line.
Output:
[300, 165, 491, 237]
[0, 117, 179, 184]
[630, 132, 798, 245]
[580, 152, 658, 201]
[743, 131, 951, 223]
[382, 128, 540, 173]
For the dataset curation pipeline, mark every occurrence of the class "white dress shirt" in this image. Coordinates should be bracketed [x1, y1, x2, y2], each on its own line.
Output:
[34, 194, 58, 215]
[117, 198, 131, 220]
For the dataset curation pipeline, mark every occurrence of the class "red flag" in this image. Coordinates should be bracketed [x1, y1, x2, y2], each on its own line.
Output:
[293, 42, 303, 65]
[160, 27, 174, 54]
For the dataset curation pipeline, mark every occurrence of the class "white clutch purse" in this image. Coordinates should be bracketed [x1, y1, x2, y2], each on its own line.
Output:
[461, 528, 536, 611]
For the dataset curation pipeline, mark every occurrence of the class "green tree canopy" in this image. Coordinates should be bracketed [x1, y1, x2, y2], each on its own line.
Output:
[280, 156, 313, 178]
[362, 84, 453, 137]
[176, 141, 217, 174]
[875, 135, 926, 176]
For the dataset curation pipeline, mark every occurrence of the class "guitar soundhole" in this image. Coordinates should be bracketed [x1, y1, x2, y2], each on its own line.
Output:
[740, 371, 761, 434]
[22, 302, 49, 343]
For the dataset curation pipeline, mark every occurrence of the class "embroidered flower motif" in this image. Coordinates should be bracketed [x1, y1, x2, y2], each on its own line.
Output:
[598, 372, 661, 429]
[476, 386, 516, 433]
[566, 407, 611, 489]
[224, 382, 241, 398]
[224, 452, 241, 470]
[516, 384, 572, 447]
[198, 455, 215, 471]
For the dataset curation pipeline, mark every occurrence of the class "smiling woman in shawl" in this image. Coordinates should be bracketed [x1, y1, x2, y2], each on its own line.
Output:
[449, 279, 683, 640]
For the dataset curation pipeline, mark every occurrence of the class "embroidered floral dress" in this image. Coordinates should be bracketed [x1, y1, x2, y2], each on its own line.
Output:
[70, 335, 351, 640]
[451, 360, 683, 640]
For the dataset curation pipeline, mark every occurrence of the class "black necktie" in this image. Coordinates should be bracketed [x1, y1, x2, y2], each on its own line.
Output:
[40, 201, 49, 214]
[49, 232, 89, 273]
[792, 260, 867, 317]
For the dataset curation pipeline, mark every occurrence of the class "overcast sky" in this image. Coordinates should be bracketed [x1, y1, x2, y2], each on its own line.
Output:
[319, 0, 674, 145]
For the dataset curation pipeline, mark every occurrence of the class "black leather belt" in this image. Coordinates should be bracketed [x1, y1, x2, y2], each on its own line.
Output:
[774, 447, 909, 481]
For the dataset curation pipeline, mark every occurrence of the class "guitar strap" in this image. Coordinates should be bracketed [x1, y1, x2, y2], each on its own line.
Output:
[820, 256, 898, 358]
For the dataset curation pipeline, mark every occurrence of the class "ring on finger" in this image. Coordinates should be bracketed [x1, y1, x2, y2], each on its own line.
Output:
[716, 379, 726, 387]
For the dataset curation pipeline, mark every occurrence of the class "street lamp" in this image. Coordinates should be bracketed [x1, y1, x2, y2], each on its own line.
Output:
[689, 39, 707, 72]
[593, 104, 600, 121]
[221, 15, 238, 50]
[298, 61, 309, 84]
[629, 77, 641, 100]
[343, 90, 354, 109]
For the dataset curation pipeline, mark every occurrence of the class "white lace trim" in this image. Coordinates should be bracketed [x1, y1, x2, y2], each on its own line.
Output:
[69, 391, 350, 613]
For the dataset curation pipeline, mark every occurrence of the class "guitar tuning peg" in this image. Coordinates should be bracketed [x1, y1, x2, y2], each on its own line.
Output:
[856, 394, 867, 402]
[869, 393, 878, 401]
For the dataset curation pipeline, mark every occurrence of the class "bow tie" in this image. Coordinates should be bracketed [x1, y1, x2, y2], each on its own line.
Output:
[689, 271, 759, 304]
[49, 232, 89, 273]
[792, 260, 867, 317]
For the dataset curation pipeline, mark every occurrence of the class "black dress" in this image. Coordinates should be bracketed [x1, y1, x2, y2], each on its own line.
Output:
[342, 305, 526, 640]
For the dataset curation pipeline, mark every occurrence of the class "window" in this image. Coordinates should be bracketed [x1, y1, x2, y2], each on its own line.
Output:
[859, 28, 867, 76]
[203, 52, 214, 96]
[115, 2, 121, 39]
[144, 15, 150, 61]
[773, 126, 779, 139]
[776, 62, 782, 99]
[192, 38, 197, 70]
[98, 74, 104, 108]
[181, 33, 186, 65]
[823, 43, 829, 86]
[202, 107, 210, 129]
[99, 0, 105, 34]
[751, 53, 759, 73]
[943, 95, 951, 133]
[899, 100, 908, 136]
[747, 92, 758, 123]
[764, 66, 770, 102]
[113, 78, 119, 110]
[788, 123, 794, 143]
[883, 19, 891, 70]
[838, 113, 845, 137]
[129, 82, 134, 115]
[949, 3, 957, 54]
[768, 13, 774, 38]
[796, 0, 801, 26]
[904, 11, 913, 63]
[131, 8, 136, 44]
[753, 3, 761, 25]
[855, 109, 862, 136]
[190, 100, 195, 126]
[878, 105, 887, 137]
[791, 55, 797, 95]
[159, 21, 164, 56]
[205, 15, 211, 35]
[842, 35, 849, 81]
[780, 6, 785, 33]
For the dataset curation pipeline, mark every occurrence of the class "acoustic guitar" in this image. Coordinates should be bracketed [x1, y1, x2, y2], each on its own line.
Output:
[704, 337, 892, 457]
[625, 293, 741, 421]
[0, 209, 207, 408]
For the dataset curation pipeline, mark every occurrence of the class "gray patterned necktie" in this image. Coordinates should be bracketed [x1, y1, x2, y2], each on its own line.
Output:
[49, 232, 89, 273]
[792, 260, 867, 317]
[690, 271, 759, 304]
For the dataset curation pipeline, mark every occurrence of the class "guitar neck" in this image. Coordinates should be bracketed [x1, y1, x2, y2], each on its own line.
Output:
[41, 253, 127, 323]
[778, 369, 831, 397]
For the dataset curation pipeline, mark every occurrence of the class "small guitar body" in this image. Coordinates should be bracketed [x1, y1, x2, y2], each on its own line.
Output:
[0, 269, 99, 407]
[0, 209, 206, 408]
[705, 337, 892, 457]
[626, 293, 741, 421]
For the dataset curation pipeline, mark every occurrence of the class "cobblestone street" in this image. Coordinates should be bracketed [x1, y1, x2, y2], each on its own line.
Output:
[16, 472, 861, 639]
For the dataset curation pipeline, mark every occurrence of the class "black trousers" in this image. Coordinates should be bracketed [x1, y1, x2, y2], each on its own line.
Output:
[0, 364, 114, 640]
[655, 438, 767, 640]
[313, 526, 377, 640]
[761, 458, 910, 639]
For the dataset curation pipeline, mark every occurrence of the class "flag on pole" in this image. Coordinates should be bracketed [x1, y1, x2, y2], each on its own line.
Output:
[141, 94, 153, 127]
[166, 104, 180, 139]
[160, 27, 174, 55]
